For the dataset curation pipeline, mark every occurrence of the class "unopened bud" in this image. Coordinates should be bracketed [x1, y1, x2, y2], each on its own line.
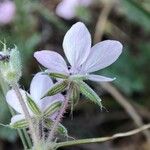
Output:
[0, 44, 22, 85]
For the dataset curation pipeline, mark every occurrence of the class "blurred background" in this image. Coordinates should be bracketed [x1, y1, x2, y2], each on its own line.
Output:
[0, 0, 150, 149]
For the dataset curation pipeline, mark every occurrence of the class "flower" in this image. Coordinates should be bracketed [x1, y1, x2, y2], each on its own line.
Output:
[56, 0, 92, 20]
[34, 22, 123, 83]
[6, 73, 64, 125]
[0, 1, 16, 25]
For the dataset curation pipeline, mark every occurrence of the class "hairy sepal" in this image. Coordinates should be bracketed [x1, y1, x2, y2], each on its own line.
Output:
[48, 72, 69, 79]
[44, 119, 68, 136]
[42, 80, 69, 98]
[10, 119, 28, 129]
[43, 101, 62, 117]
[69, 82, 80, 114]
[26, 95, 41, 115]
[76, 80, 102, 108]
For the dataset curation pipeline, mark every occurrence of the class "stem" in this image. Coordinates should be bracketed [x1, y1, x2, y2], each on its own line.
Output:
[18, 129, 28, 149]
[0, 74, 30, 149]
[12, 84, 39, 146]
[23, 129, 32, 148]
[47, 92, 69, 142]
[56, 123, 150, 148]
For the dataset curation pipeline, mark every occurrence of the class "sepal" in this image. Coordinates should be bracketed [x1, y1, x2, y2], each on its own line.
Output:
[26, 94, 41, 115]
[76, 80, 102, 108]
[44, 119, 68, 136]
[43, 101, 62, 117]
[10, 119, 28, 129]
[42, 80, 69, 98]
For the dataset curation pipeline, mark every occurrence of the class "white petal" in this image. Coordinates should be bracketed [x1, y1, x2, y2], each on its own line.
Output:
[81, 40, 123, 73]
[30, 73, 53, 103]
[86, 74, 115, 82]
[10, 114, 25, 125]
[38, 94, 64, 111]
[34, 50, 69, 75]
[63, 22, 91, 67]
[6, 89, 27, 114]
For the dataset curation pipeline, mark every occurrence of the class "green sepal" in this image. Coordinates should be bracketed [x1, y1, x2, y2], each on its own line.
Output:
[48, 72, 69, 79]
[76, 80, 102, 108]
[44, 119, 68, 136]
[43, 101, 62, 117]
[69, 82, 80, 114]
[42, 80, 69, 98]
[57, 123, 68, 136]
[26, 95, 41, 115]
[10, 119, 28, 129]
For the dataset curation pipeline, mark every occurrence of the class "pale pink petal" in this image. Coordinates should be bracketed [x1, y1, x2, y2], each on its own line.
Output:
[6, 89, 28, 114]
[34, 50, 69, 74]
[56, 0, 78, 19]
[81, 40, 123, 73]
[0, 1, 16, 25]
[10, 114, 25, 125]
[63, 22, 91, 68]
[86, 74, 115, 82]
[30, 73, 54, 103]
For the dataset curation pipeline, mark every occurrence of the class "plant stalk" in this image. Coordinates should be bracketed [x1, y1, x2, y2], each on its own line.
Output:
[0, 74, 31, 149]
[12, 83, 39, 146]
[56, 123, 150, 148]
[47, 92, 69, 142]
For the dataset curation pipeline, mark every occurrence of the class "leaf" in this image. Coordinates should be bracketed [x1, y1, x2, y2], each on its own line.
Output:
[121, 0, 150, 31]
[26, 95, 41, 115]
[76, 80, 102, 108]
[44, 119, 68, 136]
[48, 72, 69, 79]
[43, 101, 62, 117]
[10, 119, 28, 129]
[42, 80, 69, 98]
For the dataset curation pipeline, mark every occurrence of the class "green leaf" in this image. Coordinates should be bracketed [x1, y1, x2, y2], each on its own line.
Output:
[43, 101, 62, 117]
[121, 0, 150, 31]
[42, 80, 69, 98]
[48, 72, 69, 79]
[26, 95, 41, 115]
[44, 119, 68, 136]
[10, 119, 28, 129]
[76, 80, 102, 108]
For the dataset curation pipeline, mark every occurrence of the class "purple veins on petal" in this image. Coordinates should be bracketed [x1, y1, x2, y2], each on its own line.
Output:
[63, 22, 91, 68]
[34, 50, 69, 75]
[34, 22, 123, 83]
[81, 40, 123, 73]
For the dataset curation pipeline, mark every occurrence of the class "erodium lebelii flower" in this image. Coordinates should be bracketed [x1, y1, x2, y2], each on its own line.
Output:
[0, 1, 16, 25]
[56, 0, 92, 19]
[34, 22, 123, 108]
[6, 73, 64, 127]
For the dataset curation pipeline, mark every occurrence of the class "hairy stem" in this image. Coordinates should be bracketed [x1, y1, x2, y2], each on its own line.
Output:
[12, 84, 39, 146]
[56, 123, 150, 148]
[47, 92, 69, 142]
[0, 74, 31, 149]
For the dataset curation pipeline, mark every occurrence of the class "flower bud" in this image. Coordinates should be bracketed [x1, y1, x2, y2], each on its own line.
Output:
[0, 44, 22, 85]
